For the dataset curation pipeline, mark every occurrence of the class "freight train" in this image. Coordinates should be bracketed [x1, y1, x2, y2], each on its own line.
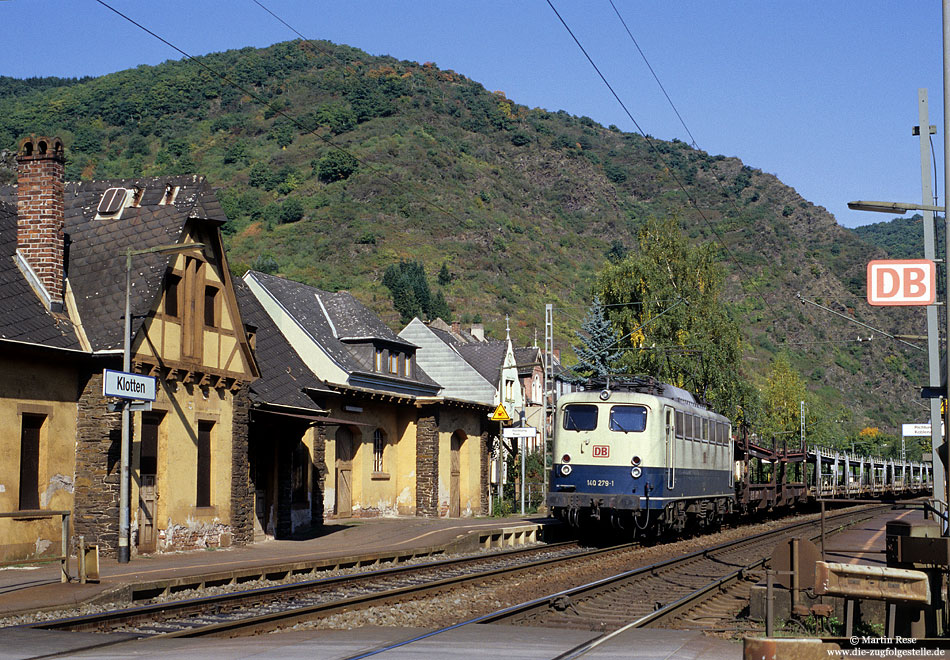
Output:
[546, 376, 931, 537]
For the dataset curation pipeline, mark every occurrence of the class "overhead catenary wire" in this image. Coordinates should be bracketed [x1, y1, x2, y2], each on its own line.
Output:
[796, 293, 925, 353]
[566, 2, 920, 365]
[544, 0, 781, 328]
[607, 0, 697, 150]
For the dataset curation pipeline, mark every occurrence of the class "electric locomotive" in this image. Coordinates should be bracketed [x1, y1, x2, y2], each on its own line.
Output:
[547, 377, 734, 536]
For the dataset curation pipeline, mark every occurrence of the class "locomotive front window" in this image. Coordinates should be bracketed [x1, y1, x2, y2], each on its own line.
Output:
[563, 404, 598, 431]
[609, 405, 647, 433]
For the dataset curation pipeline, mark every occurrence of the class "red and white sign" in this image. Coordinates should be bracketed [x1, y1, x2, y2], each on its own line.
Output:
[592, 445, 610, 458]
[867, 259, 936, 306]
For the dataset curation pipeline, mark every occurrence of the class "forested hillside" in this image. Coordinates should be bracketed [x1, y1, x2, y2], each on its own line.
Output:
[0, 39, 929, 437]
[853, 214, 945, 259]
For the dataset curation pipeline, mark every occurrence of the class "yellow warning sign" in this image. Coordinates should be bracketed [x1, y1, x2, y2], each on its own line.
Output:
[490, 404, 511, 422]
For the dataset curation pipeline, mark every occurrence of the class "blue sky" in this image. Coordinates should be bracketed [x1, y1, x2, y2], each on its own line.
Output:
[1, 1, 944, 228]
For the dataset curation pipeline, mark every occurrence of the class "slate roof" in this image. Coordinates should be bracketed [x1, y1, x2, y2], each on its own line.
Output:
[428, 324, 460, 347]
[398, 318, 495, 405]
[0, 175, 226, 352]
[515, 347, 541, 375]
[426, 318, 480, 344]
[245, 270, 439, 393]
[0, 201, 79, 349]
[456, 341, 508, 386]
[234, 279, 330, 411]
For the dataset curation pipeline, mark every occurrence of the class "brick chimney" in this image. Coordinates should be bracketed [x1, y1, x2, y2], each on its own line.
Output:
[16, 135, 66, 313]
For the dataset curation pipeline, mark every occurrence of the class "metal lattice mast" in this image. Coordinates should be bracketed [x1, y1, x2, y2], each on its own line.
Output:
[543, 304, 554, 494]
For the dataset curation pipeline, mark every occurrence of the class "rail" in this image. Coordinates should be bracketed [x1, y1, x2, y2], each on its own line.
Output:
[0, 510, 71, 582]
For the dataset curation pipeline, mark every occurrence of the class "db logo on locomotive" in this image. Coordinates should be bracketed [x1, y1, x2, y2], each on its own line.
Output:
[592, 445, 609, 458]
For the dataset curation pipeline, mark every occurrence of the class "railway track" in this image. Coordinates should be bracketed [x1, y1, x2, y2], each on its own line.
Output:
[294, 505, 888, 660]
[28, 540, 615, 637]
[21, 504, 886, 660]
[481, 505, 883, 632]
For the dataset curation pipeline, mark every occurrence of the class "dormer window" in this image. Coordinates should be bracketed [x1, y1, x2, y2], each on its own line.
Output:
[403, 354, 411, 377]
[375, 348, 383, 372]
[160, 184, 179, 206]
[98, 188, 128, 215]
[388, 352, 399, 374]
[96, 187, 131, 219]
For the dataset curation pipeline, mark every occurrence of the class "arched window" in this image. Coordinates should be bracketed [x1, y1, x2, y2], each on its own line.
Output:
[373, 428, 386, 472]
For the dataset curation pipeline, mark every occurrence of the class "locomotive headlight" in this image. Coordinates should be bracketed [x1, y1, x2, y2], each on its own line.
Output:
[631, 455, 641, 466]
[560, 464, 573, 476]
[631, 467, 642, 479]
[599, 389, 611, 401]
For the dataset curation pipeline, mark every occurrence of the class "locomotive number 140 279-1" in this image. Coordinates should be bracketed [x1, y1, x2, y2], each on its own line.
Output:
[587, 479, 615, 487]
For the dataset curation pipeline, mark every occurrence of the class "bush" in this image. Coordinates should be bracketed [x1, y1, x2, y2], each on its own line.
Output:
[317, 151, 359, 182]
[223, 141, 249, 164]
[279, 198, 304, 223]
[248, 162, 271, 188]
[604, 162, 627, 184]
[510, 132, 530, 146]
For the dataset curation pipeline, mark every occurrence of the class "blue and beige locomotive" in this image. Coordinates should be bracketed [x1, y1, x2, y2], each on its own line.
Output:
[547, 377, 734, 537]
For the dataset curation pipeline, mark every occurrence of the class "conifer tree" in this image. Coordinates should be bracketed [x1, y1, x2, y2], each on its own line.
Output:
[571, 296, 620, 381]
[382, 260, 452, 323]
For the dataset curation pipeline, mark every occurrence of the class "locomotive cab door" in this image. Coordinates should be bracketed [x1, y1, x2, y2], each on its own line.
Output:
[665, 407, 675, 491]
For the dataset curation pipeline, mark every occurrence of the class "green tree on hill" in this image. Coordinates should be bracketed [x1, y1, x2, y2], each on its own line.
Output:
[758, 353, 806, 444]
[316, 150, 358, 182]
[382, 260, 451, 324]
[594, 216, 745, 417]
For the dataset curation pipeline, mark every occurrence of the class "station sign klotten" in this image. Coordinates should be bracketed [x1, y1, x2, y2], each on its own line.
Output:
[102, 369, 157, 402]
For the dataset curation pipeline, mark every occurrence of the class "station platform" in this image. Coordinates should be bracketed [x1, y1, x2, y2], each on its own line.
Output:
[820, 504, 923, 566]
[0, 515, 553, 618]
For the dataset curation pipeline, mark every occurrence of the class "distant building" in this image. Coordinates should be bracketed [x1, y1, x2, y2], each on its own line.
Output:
[0, 135, 259, 561]
[398, 318, 495, 405]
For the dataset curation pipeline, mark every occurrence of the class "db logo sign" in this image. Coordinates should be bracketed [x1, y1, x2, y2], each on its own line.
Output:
[593, 445, 609, 458]
[867, 259, 935, 306]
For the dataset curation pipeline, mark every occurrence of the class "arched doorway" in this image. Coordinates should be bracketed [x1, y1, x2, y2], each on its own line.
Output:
[450, 431, 466, 517]
[335, 426, 356, 517]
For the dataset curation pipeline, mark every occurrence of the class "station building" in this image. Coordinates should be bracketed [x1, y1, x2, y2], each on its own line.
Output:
[0, 135, 493, 564]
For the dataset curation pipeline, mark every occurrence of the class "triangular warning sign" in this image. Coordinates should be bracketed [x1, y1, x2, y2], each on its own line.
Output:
[491, 404, 511, 422]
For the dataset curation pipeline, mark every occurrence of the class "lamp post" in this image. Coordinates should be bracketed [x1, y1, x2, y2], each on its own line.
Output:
[848, 197, 948, 532]
[118, 242, 204, 563]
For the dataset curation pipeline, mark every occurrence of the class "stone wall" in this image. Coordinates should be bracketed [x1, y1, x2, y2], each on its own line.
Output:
[229, 384, 253, 547]
[312, 425, 327, 525]
[415, 413, 439, 517]
[73, 369, 122, 557]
